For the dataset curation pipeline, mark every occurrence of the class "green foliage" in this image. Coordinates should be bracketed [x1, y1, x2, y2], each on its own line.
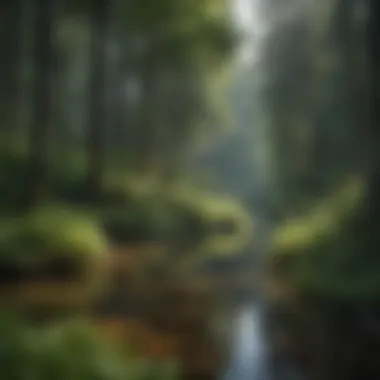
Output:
[100, 184, 251, 259]
[171, 187, 252, 256]
[102, 196, 204, 245]
[0, 312, 43, 380]
[0, 204, 107, 268]
[1, 0, 239, 377]
[39, 319, 130, 380]
[272, 177, 380, 301]
[272, 177, 365, 256]
[102, 203, 166, 244]
[122, 0, 234, 67]
[0, 313, 181, 380]
[292, 209, 380, 301]
[0, 146, 89, 208]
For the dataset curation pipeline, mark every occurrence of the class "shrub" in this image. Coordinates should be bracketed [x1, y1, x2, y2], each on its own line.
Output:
[102, 200, 186, 245]
[271, 177, 380, 301]
[0, 205, 108, 283]
[0, 313, 181, 380]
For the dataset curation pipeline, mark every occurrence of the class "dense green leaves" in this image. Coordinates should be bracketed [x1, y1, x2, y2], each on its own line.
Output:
[271, 176, 380, 300]
[0, 0, 242, 378]
[0, 314, 181, 380]
[0, 205, 107, 270]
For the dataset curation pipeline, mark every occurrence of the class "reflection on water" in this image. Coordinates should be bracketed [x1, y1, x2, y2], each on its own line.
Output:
[219, 299, 306, 380]
[222, 302, 272, 380]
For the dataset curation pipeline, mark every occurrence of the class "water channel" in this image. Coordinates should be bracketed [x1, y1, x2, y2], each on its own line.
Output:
[213, 1, 308, 379]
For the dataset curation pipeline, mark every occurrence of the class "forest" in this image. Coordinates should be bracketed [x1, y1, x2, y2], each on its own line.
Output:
[0, 0, 380, 380]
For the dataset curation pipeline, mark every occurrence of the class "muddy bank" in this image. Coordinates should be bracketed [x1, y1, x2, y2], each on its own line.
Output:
[94, 275, 227, 379]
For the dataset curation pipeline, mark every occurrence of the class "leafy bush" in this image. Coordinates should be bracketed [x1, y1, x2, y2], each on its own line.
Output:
[0, 205, 107, 279]
[40, 319, 130, 380]
[102, 188, 251, 263]
[103, 204, 157, 244]
[102, 199, 190, 245]
[271, 177, 380, 300]
[0, 312, 43, 379]
[0, 315, 122, 379]
[167, 187, 252, 253]
[0, 313, 181, 380]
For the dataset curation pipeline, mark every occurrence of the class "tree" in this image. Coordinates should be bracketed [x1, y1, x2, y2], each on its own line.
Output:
[0, 0, 22, 139]
[118, 0, 234, 177]
[27, 0, 56, 207]
[85, 0, 111, 197]
[367, 0, 380, 215]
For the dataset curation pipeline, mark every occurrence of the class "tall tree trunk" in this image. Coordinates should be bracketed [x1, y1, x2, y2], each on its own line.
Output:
[367, 0, 380, 215]
[334, 0, 368, 166]
[27, 0, 55, 207]
[85, 0, 110, 198]
[136, 63, 155, 174]
[0, 0, 21, 140]
[133, 48, 161, 177]
[112, 49, 128, 161]
[104, 1, 125, 171]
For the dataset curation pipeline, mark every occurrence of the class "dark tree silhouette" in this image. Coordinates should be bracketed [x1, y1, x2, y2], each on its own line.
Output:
[85, 0, 110, 197]
[27, 0, 55, 207]
[363, 0, 380, 218]
[0, 0, 21, 138]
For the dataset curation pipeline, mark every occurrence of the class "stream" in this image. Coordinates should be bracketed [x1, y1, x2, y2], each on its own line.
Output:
[220, 300, 304, 380]
[211, 1, 309, 379]
[221, 302, 272, 380]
